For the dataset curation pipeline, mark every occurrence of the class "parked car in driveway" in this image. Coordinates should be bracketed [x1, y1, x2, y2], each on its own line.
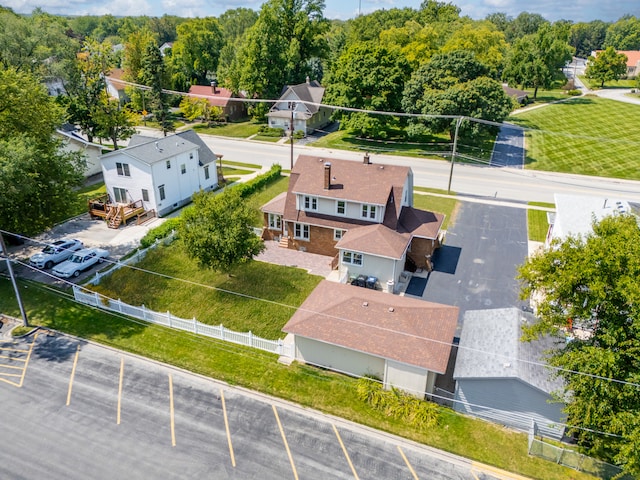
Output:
[52, 247, 109, 278]
[29, 239, 83, 269]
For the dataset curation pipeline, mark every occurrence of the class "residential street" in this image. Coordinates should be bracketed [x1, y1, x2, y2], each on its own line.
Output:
[133, 126, 640, 205]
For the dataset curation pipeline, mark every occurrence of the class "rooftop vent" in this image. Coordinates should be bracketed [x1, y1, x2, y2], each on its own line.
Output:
[362, 301, 368, 307]
[388, 307, 394, 313]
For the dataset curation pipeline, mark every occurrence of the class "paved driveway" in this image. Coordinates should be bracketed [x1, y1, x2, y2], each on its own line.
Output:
[490, 124, 525, 168]
[421, 202, 530, 333]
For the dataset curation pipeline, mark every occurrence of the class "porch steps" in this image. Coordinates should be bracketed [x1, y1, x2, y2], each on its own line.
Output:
[278, 236, 290, 248]
[107, 215, 122, 229]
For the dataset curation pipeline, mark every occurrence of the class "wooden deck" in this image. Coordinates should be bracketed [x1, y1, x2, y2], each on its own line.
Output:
[89, 195, 155, 229]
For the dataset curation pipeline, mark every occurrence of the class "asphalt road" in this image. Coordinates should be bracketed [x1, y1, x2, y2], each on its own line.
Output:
[134, 127, 640, 205]
[0, 332, 507, 480]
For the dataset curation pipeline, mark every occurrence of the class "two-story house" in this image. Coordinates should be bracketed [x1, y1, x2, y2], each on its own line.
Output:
[97, 130, 219, 225]
[266, 78, 332, 136]
[261, 154, 445, 290]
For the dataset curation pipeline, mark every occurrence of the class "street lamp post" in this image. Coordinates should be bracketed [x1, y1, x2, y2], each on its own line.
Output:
[288, 101, 296, 170]
[216, 153, 224, 185]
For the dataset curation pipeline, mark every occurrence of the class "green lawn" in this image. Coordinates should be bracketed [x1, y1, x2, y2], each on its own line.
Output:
[0, 277, 594, 480]
[413, 190, 459, 230]
[222, 160, 262, 169]
[68, 182, 107, 219]
[221, 166, 255, 176]
[509, 96, 640, 180]
[528, 202, 555, 242]
[192, 121, 263, 138]
[578, 76, 637, 90]
[92, 243, 321, 339]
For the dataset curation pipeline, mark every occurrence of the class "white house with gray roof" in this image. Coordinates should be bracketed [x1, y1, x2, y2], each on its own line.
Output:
[267, 78, 332, 135]
[101, 130, 218, 217]
[453, 308, 566, 440]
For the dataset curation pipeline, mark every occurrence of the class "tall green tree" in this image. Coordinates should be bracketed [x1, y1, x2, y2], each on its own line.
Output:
[518, 214, 640, 478]
[216, 8, 259, 91]
[570, 20, 608, 58]
[0, 67, 85, 235]
[93, 95, 137, 149]
[586, 47, 628, 87]
[62, 39, 113, 143]
[236, 0, 328, 101]
[171, 17, 224, 86]
[122, 29, 157, 111]
[502, 24, 574, 98]
[402, 52, 513, 141]
[180, 188, 265, 273]
[419, 0, 460, 24]
[140, 42, 173, 136]
[504, 11, 548, 43]
[324, 41, 411, 138]
[440, 21, 508, 73]
[604, 15, 640, 50]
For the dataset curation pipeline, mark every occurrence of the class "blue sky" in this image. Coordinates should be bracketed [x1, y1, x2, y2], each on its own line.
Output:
[3, 0, 638, 23]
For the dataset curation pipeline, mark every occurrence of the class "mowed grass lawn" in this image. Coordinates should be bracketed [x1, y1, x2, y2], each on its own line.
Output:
[92, 244, 322, 340]
[510, 96, 640, 180]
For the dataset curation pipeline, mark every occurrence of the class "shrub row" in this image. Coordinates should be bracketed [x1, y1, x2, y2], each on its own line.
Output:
[356, 376, 439, 429]
[232, 164, 282, 198]
[139, 217, 182, 248]
[258, 126, 285, 137]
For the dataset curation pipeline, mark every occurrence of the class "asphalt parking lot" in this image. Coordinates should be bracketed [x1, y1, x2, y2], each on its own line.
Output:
[0, 332, 510, 480]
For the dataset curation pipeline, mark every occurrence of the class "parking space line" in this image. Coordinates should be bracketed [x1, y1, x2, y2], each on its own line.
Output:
[17, 332, 38, 388]
[397, 445, 419, 480]
[0, 364, 25, 370]
[272, 405, 299, 480]
[332, 424, 360, 480]
[0, 355, 28, 361]
[66, 344, 80, 406]
[471, 462, 532, 480]
[169, 374, 176, 447]
[220, 389, 236, 467]
[117, 357, 124, 425]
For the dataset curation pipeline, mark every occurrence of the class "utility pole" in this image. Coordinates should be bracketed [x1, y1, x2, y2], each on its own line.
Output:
[447, 116, 462, 194]
[0, 234, 29, 327]
[288, 101, 296, 170]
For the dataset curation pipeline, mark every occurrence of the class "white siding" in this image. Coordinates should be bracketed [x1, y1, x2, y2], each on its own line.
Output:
[341, 253, 403, 287]
[384, 359, 432, 397]
[294, 336, 385, 379]
[101, 154, 154, 208]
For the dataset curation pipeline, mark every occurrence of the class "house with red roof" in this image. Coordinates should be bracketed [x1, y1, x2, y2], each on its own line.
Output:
[591, 50, 640, 77]
[283, 280, 458, 397]
[267, 78, 332, 136]
[261, 154, 445, 291]
[188, 84, 247, 122]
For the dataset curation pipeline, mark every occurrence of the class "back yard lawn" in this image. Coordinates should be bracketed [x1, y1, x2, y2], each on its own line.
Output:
[510, 96, 640, 180]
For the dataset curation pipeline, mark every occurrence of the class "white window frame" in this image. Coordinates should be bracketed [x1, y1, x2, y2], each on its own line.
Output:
[294, 223, 310, 240]
[268, 213, 282, 230]
[113, 187, 127, 203]
[166, 160, 171, 169]
[336, 200, 346, 215]
[361, 204, 376, 220]
[342, 251, 363, 266]
[116, 162, 130, 177]
[159, 184, 166, 201]
[142, 189, 149, 202]
[334, 229, 345, 240]
[181, 163, 186, 174]
[304, 196, 318, 211]
[204, 165, 210, 180]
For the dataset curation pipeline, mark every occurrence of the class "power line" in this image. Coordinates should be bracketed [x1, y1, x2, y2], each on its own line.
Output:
[4, 228, 640, 390]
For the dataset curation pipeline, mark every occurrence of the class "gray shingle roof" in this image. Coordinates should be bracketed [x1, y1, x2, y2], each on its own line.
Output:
[454, 308, 565, 395]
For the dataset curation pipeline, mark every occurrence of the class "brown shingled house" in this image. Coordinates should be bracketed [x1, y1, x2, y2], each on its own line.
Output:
[261, 154, 445, 291]
[283, 280, 459, 397]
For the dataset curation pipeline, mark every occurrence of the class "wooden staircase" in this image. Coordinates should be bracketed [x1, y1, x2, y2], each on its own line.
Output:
[105, 207, 122, 229]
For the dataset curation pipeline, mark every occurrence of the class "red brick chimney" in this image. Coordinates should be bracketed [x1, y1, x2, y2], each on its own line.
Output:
[324, 162, 331, 190]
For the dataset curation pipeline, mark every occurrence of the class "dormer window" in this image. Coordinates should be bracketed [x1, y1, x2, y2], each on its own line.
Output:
[304, 195, 318, 211]
[361, 204, 376, 220]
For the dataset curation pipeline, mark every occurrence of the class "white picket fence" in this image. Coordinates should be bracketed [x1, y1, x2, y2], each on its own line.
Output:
[73, 286, 293, 357]
[89, 232, 176, 285]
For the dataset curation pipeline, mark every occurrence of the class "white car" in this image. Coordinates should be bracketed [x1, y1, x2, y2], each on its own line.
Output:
[52, 248, 109, 278]
[29, 239, 83, 269]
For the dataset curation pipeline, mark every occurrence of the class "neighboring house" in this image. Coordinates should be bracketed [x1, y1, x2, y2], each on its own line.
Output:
[266, 78, 332, 136]
[502, 84, 529, 105]
[261, 154, 445, 290]
[98, 130, 218, 222]
[546, 193, 631, 245]
[105, 68, 129, 104]
[453, 308, 566, 440]
[283, 280, 459, 397]
[591, 50, 640, 77]
[188, 84, 247, 122]
[57, 125, 108, 178]
[159, 42, 173, 56]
